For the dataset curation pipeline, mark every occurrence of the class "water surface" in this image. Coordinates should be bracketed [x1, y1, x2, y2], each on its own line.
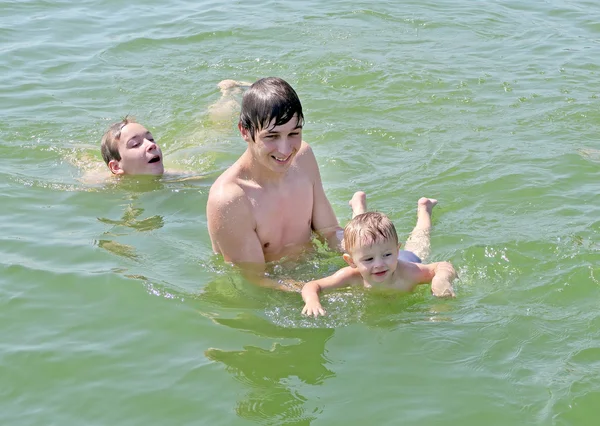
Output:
[1, 0, 600, 424]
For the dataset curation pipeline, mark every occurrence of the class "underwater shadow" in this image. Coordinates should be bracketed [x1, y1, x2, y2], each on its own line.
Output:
[205, 310, 335, 425]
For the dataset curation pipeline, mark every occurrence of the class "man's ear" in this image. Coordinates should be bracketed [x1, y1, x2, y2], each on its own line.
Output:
[108, 159, 124, 175]
[343, 253, 356, 268]
[238, 122, 252, 142]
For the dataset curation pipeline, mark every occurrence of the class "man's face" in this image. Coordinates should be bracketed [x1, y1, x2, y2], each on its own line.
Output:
[345, 239, 400, 285]
[242, 114, 303, 173]
[110, 123, 164, 175]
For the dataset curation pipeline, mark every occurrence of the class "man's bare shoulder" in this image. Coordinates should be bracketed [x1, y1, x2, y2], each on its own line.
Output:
[207, 164, 258, 246]
[296, 140, 315, 159]
[209, 174, 245, 204]
[207, 164, 252, 214]
[292, 141, 320, 174]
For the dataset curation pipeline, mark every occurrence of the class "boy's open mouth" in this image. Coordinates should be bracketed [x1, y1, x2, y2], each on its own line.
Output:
[148, 155, 161, 164]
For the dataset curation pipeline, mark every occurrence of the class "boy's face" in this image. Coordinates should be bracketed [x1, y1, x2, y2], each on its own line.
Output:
[344, 239, 400, 285]
[109, 123, 164, 175]
[240, 114, 302, 173]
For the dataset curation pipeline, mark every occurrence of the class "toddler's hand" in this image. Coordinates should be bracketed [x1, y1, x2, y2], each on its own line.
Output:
[431, 278, 456, 298]
[302, 301, 326, 318]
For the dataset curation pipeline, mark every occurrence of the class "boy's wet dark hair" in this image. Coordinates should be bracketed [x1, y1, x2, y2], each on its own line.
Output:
[100, 116, 134, 165]
[239, 77, 304, 140]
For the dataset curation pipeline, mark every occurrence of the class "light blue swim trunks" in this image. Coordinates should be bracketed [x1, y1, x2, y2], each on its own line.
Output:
[398, 250, 422, 263]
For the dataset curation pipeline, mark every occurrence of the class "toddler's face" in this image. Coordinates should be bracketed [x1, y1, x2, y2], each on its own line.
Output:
[348, 239, 399, 285]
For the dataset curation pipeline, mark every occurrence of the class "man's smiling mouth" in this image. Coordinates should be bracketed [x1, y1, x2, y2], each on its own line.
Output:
[272, 154, 291, 163]
[148, 155, 161, 164]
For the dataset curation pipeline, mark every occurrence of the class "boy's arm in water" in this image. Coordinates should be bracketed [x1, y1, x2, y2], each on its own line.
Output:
[404, 261, 457, 297]
[301, 267, 363, 317]
[301, 143, 343, 251]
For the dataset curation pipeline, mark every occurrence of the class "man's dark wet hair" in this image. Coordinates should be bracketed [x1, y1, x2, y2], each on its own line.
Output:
[239, 77, 304, 140]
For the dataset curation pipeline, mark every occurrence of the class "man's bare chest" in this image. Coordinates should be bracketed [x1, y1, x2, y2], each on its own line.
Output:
[248, 182, 314, 253]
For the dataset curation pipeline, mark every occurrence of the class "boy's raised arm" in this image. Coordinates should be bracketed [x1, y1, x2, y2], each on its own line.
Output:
[301, 267, 361, 317]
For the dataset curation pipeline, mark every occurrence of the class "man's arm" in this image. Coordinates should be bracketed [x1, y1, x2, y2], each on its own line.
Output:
[408, 261, 457, 297]
[207, 182, 266, 262]
[300, 143, 343, 251]
[208, 185, 292, 289]
[302, 267, 362, 317]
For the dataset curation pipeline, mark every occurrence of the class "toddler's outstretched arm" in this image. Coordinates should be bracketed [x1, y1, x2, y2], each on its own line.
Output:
[301, 281, 326, 318]
[427, 261, 456, 297]
[301, 267, 362, 318]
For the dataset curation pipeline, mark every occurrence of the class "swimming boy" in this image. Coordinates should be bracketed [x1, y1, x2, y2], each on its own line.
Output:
[99, 80, 250, 177]
[207, 77, 342, 275]
[301, 193, 456, 317]
[101, 117, 164, 176]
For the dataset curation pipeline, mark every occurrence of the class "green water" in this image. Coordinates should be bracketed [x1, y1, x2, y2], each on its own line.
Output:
[2, 0, 600, 424]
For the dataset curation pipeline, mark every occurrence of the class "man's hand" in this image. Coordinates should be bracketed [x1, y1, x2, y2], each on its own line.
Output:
[302, 300, 326, 318]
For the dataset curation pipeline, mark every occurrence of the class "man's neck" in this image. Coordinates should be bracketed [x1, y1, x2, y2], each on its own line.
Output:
[239, 149, 288, 185]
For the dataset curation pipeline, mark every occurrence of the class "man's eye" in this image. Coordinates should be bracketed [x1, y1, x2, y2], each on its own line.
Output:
[290, 132, 300, 137]
[384, 253, 392, 257]
[364, 258, 373, 262]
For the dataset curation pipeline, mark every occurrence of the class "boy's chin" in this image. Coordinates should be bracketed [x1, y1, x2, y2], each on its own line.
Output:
[120, 170, 164, 178]
[141, 165, 165, 176]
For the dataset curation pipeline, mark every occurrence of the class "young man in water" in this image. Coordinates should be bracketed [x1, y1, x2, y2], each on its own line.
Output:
[301, 194, 456, 317]
[207, 77, 346, 278]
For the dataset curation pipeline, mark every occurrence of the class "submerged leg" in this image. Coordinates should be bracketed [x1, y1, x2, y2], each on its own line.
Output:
[349, 191, 367, 218]
[404, 197, 437, 261]
[208, 80, 252, 122]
